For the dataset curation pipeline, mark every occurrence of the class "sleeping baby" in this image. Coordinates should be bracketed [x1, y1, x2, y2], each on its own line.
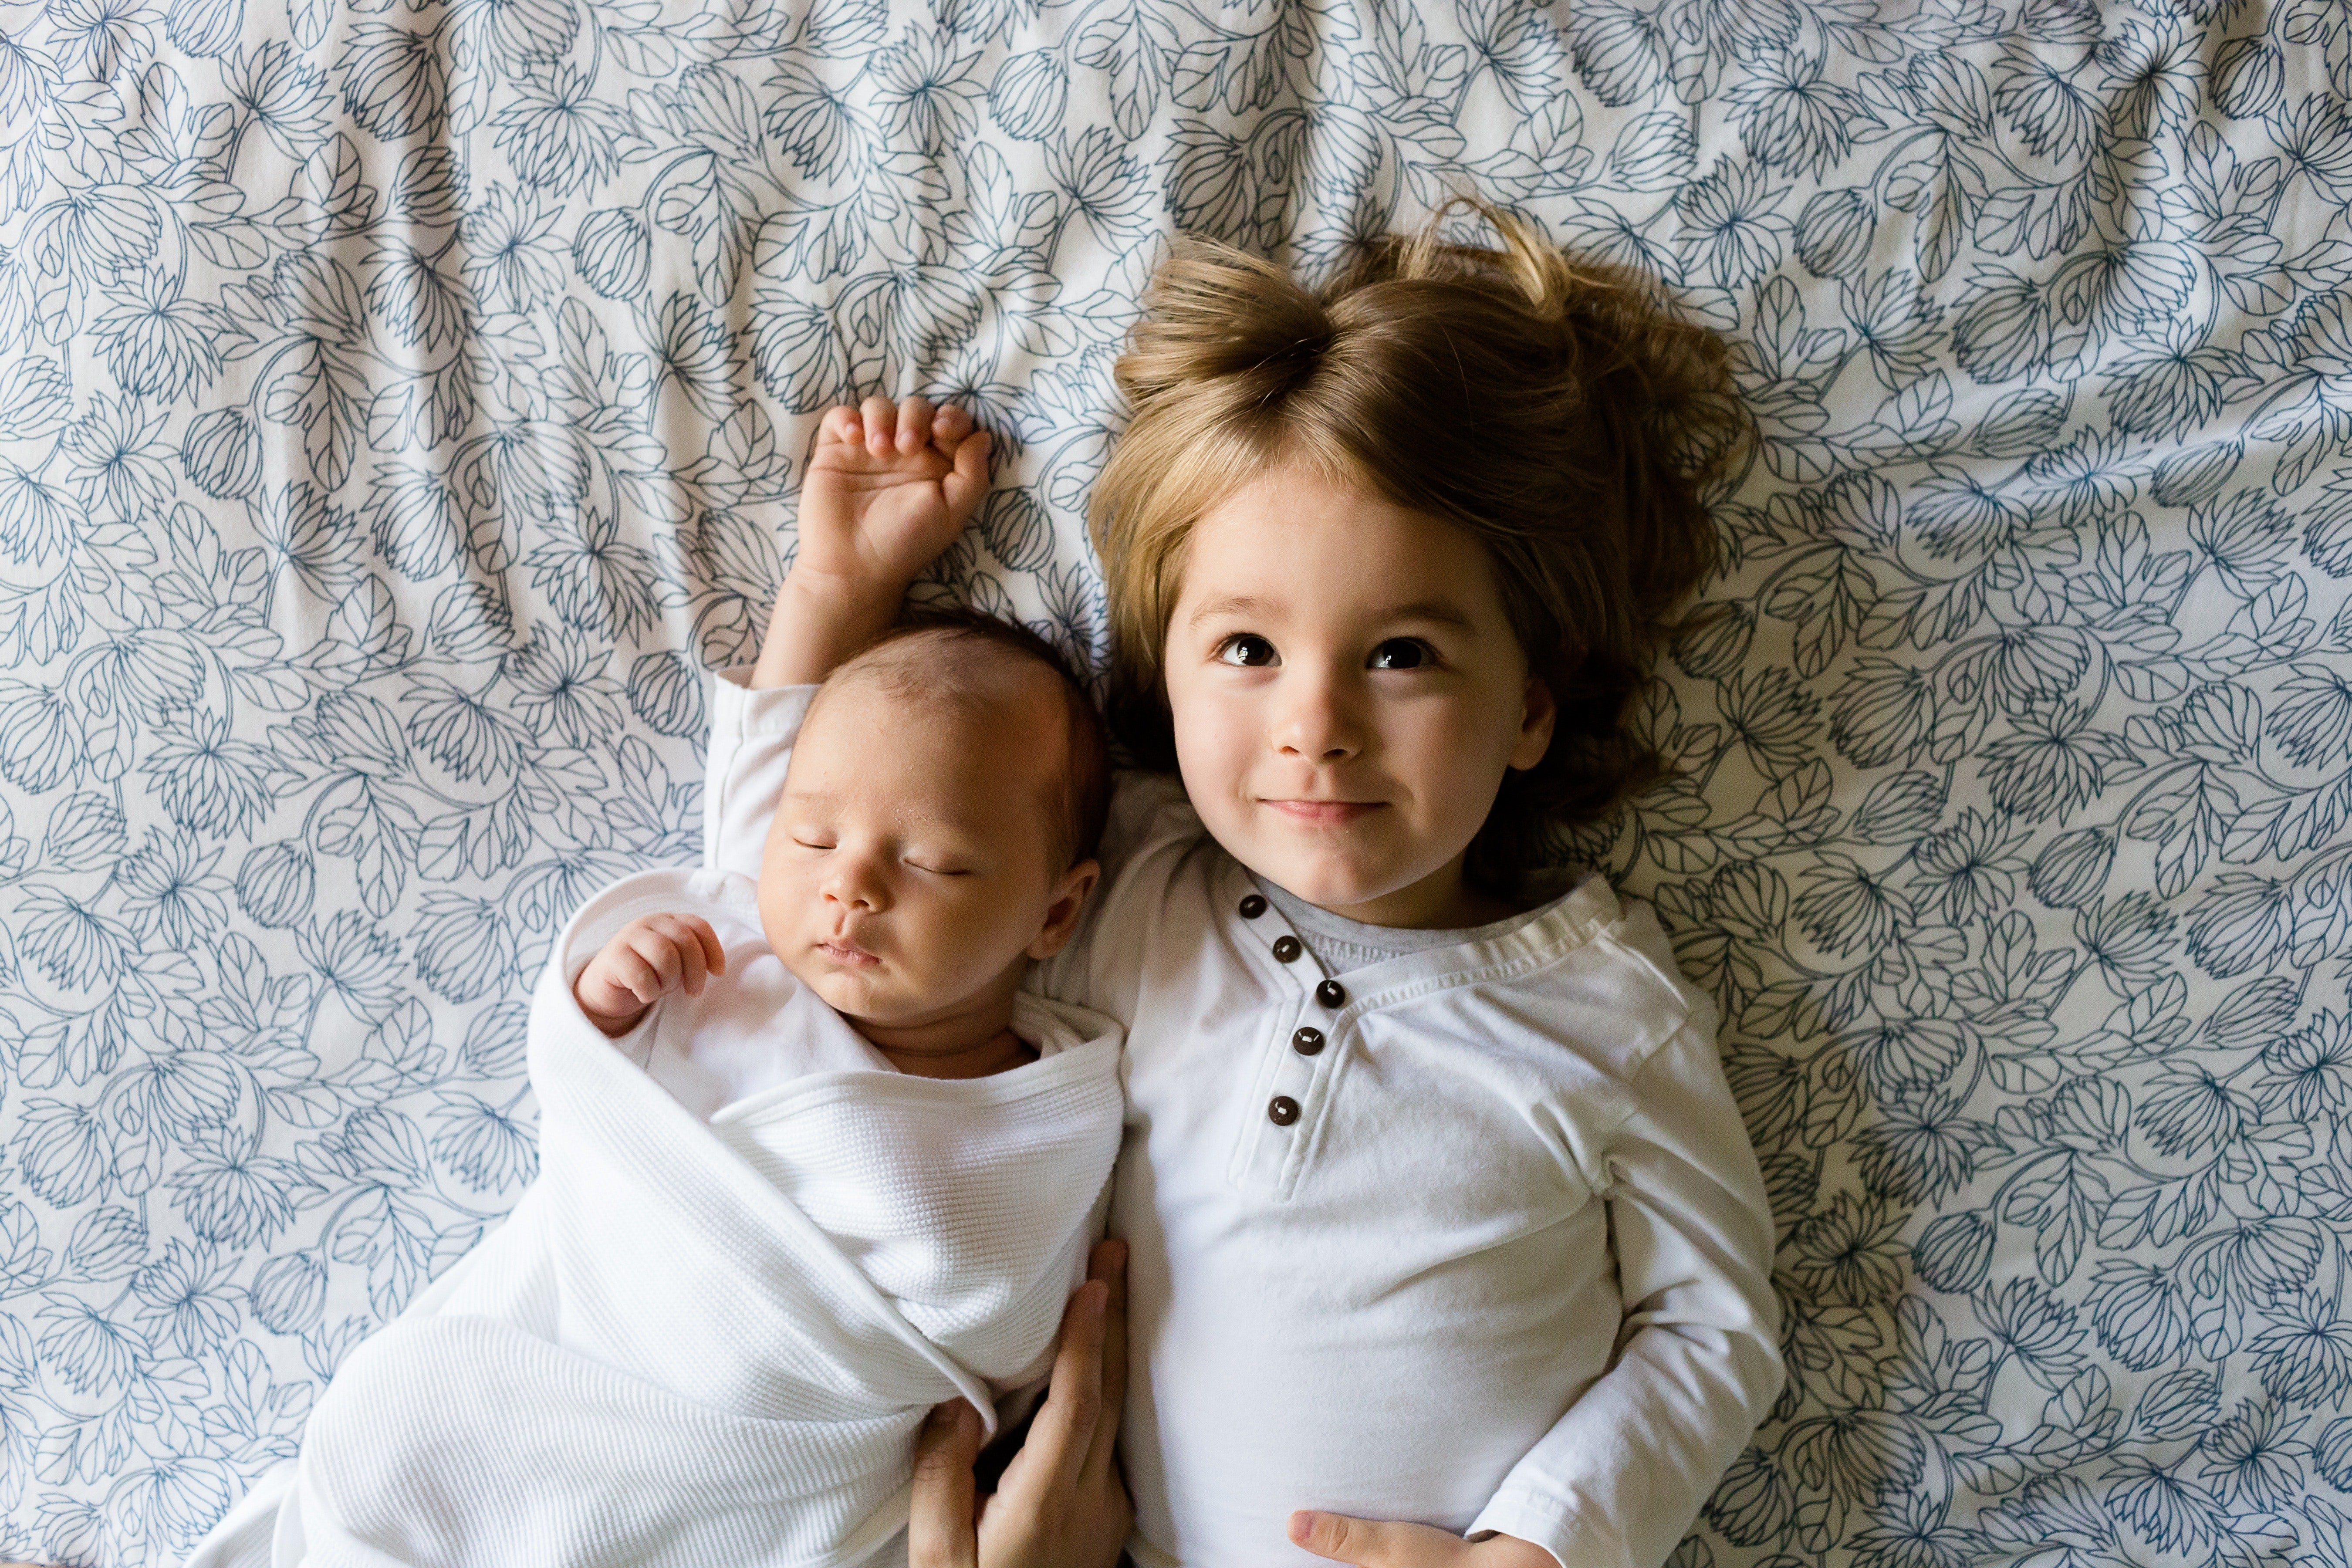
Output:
[180, 608, 1125, 1568]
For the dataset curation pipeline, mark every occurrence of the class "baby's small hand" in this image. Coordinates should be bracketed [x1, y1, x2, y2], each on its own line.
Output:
[798, 395, 992, 594]
[573, 914, 727, 1038]
[751, 394, 996, 689]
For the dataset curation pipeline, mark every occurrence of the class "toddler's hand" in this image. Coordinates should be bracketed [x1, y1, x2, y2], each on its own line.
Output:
[573, 914, 727, 1038]
[798, 395, 992, 597]
[1287, 1515, 1558, 1568]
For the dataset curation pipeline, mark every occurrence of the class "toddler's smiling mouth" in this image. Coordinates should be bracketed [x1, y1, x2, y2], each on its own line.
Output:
[1262, 799, 1385, 825]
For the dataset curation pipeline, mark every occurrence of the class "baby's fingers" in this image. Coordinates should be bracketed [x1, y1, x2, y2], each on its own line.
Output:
[818, 405, 864, 448]
[931, 403, 973, 447]
[614, 922, 696, 1001]
[642, 916, 724, 997]
[940, 427, 992, 526]
[861, 394, 898, 455]
[894, 395, 936, 453]
[672, 929, 710, 997]
[603, 945, 667, 1005]
[685, 915, 727, 983]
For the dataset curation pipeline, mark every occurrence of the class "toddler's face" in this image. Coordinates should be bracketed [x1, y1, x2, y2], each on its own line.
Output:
[1161, 464, 1556, 926]
[759, 678, 1075, 1037]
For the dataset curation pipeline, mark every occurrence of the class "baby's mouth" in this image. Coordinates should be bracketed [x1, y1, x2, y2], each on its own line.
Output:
[817, 939, 881, 968]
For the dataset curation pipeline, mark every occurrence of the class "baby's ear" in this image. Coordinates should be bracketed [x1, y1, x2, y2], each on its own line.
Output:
[1027, 858, 1101, 960]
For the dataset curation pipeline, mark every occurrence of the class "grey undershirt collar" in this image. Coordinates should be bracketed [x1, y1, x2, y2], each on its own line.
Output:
[1253, 875, 1554, 975]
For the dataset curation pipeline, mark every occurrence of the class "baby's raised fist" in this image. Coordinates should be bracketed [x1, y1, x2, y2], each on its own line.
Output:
[574, 914, 728, 1038]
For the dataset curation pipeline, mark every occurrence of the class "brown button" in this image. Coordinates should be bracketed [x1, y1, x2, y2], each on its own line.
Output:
[1271, 936, 1303, 963]
[1238, 893, 1267, 919]
[1291, 1027, 1324, 1056]
[1268, 1095, 1300, 1125]
[1316, 980, 1346, 1008]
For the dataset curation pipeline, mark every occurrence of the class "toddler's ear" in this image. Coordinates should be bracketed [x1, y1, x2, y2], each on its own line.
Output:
[1027, 858, 1101, 960]
[1510, 675, 1557, 772]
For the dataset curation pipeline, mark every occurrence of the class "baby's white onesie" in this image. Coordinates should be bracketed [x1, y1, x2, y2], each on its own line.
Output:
[704, 673, 1783, 1568]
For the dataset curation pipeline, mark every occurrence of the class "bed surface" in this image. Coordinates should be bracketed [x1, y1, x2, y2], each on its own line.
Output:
[2, 0, 2349, 1562]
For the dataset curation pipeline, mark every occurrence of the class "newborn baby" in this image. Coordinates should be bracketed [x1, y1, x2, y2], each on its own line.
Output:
[578, 609, 1113, 1091]
[182, 612, 1124, 1568]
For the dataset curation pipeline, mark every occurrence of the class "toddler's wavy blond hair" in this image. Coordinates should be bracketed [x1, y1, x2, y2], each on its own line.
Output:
[1088, 199, 1745, 884]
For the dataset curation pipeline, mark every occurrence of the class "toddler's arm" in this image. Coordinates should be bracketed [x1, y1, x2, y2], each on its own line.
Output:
[572, 914, 727, 1037]
[1292, 1010, 1781, 1568]
[1468, 1018, 1782, 1568]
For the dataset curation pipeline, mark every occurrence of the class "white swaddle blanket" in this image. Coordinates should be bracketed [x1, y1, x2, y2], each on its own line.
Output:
[184, 868, 1125, 1568]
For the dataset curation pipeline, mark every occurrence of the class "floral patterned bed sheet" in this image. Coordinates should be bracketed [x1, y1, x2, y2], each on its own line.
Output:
[2, 0, 2351, 1561]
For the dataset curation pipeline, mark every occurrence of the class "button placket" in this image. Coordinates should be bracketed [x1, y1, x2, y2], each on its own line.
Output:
[1223, 873, 1353, 1192]
[1258, 983, 1354, 1185]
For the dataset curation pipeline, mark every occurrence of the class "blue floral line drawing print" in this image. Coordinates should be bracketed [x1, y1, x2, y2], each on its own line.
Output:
[7, 0, 2352, 1562]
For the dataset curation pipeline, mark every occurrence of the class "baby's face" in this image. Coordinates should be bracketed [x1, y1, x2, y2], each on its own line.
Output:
[1162, 463, 1556, 927]
[759, 677, 1072, 1038]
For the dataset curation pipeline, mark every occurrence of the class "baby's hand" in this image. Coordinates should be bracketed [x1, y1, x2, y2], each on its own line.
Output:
[573, 914, 727, 1038]
[753, 395, 994, 689]
[798, 395, 992, 597]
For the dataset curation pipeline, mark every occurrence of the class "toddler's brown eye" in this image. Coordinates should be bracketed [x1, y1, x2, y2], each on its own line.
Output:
[1369, 639, 1429, 669]
[1219, 634, 1277, 667]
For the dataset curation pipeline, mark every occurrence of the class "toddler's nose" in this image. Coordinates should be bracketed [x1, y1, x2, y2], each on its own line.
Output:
[1271, 671, 1365, 763]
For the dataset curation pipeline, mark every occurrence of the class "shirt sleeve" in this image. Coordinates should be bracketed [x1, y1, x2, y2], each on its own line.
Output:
[702, 666, 817, 880]
[1466, 1011, 1784, 1568]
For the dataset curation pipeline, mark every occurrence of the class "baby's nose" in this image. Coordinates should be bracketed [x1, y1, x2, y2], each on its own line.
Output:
[821, 864, 887, 911]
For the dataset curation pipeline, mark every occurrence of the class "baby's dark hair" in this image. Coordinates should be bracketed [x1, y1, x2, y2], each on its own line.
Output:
[817, 608, 1112, 871]
[1089, 198, 1744, 886]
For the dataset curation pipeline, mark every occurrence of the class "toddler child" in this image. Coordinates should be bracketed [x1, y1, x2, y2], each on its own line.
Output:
[182, 422, 1125, 1568]
[711, 204, 1784, 1568]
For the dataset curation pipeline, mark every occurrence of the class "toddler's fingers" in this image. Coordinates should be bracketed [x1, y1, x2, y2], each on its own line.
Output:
[861, 394, 896, 455]
[1288, 1513, 1467, 1566]
[940, 427, 991, 523]
[932, 404, 973, 449]
[896, 395, 935, 453]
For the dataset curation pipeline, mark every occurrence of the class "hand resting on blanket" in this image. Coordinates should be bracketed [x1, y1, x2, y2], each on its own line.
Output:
[574, 912, 729, 1035]
[908, 1238, 1133, 1568]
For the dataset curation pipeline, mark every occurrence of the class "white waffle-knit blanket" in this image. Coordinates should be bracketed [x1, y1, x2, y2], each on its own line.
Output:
[183, 869, 1125, 1568]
